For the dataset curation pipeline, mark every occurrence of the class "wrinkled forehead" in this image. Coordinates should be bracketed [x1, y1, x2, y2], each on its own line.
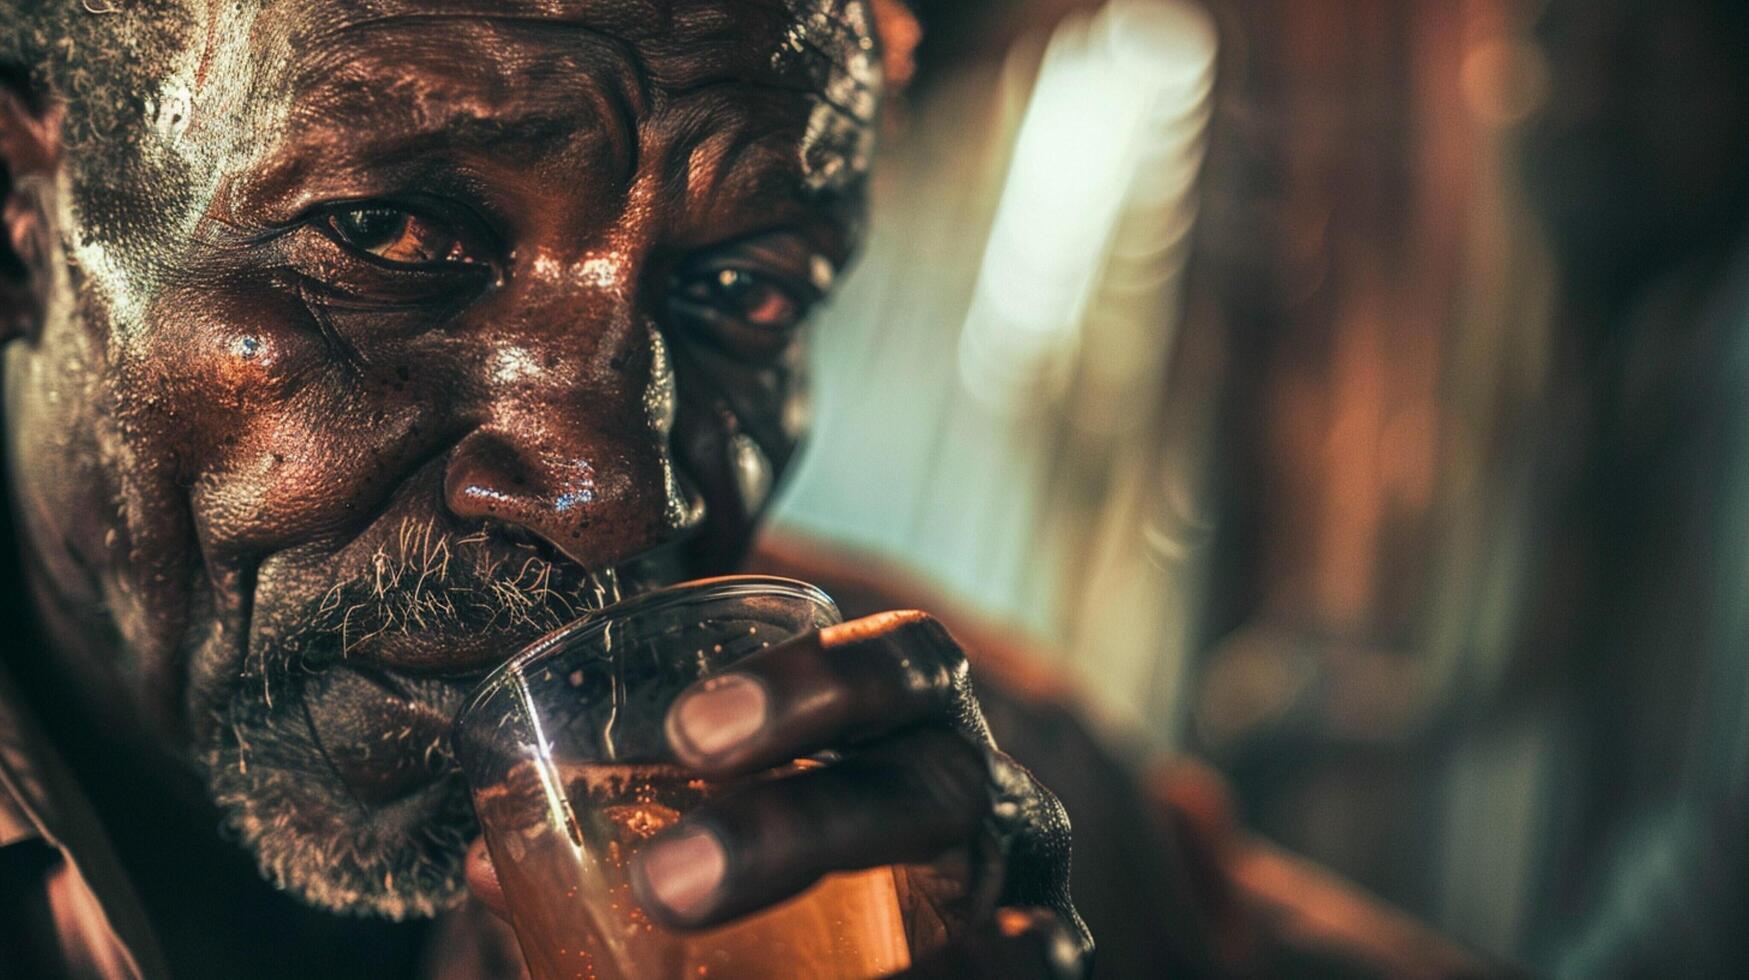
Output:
[277, 0, 877, 92]
[193, 0, 884, 197]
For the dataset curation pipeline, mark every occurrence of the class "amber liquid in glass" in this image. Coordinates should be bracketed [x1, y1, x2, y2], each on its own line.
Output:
[478, 763, 910, 980]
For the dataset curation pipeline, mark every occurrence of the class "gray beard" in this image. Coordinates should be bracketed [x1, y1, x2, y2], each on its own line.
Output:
[198, 519, 635, 919]
[200, 669, 477, 920]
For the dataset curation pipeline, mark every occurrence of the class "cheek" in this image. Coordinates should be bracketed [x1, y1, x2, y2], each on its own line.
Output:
[729, 431, 776, 514]
[126, 295, 315, 490]
[671, 344, 807, 564]
[129, 286, 434, 554]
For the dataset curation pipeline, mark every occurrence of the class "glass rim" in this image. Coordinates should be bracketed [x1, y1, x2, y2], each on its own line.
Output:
[452, 574, 837, 734]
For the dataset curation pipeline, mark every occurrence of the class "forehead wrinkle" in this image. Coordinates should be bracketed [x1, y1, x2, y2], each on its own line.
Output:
[240, 0, 872, 224]
[632, 3, 877, 203]
[304, 9, 652, 106]
[285, 99, 601, 167]
[291, 1, 867, 134]
[286, 14, 653, 185]
[652, 86, 813, 218]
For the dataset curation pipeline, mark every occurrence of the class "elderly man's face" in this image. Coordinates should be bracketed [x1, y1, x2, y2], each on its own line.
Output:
[4, 0, 881, 917]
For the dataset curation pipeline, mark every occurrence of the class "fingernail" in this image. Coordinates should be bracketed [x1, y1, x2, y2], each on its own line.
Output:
[635, 827, 726, 919]
[668, 673, 767, 761]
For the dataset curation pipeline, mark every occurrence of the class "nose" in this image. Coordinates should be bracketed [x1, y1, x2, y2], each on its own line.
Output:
[445, 419, 683, 570]
[443, 332, 695, 571]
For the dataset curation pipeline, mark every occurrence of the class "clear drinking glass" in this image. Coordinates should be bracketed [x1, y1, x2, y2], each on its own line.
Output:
[452, 576, 912, 980]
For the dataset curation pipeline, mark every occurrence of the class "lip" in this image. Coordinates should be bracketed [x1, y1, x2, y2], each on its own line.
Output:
[349, 625, 563, 677]
[304, 666, 469, 807]
[304, 552, 682, 804]
[335, 546, 683, 676]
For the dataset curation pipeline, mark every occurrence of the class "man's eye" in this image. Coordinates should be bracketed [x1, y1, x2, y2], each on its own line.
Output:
[324, 206, 476, 266]
[683, 268, 806, 332]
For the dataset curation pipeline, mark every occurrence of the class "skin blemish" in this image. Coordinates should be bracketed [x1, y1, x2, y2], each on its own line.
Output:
[149, 84, 194, 143]
[491, 346, 543, 386]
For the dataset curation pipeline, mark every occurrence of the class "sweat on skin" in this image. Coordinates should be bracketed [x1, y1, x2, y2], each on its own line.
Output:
[0, 3, 1085, 978]
[3, 0, 877, 919]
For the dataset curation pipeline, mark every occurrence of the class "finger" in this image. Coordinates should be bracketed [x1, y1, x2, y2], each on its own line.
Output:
[889, 908, 1088, 980]
[464, 836, 511, 921]
[665, 610, 983, 777]
[630, 728, 993, 928]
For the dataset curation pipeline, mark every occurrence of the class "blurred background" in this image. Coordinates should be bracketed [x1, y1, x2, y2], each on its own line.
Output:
[765, 0, 1749, 969]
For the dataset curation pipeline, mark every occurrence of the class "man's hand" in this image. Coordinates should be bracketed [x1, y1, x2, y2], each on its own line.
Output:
[466, 610, 1090, 978]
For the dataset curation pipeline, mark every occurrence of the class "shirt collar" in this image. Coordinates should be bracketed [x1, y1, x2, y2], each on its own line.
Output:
[0, 659, 61, 848]
[0, 658, 169, 979]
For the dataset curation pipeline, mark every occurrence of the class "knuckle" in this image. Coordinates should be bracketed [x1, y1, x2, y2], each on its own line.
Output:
[1034, 784, 1074, 853]
[986, 748, 1037, 802]
[823, 609, 967, 687]
[988, 751, 1073, 859]
[851, 612, 972, 719]
[888, 611, 968, 683]
[1043, 784, 1070, 837]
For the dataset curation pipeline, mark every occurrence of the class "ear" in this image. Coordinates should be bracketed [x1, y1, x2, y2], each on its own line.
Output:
[0, 81, 63, 344]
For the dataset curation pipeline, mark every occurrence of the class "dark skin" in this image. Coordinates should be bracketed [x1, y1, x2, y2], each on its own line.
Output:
[0, 1, 1084, 977]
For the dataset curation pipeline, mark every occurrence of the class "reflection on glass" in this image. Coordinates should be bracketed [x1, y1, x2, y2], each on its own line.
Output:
[454, 577, 911, 980]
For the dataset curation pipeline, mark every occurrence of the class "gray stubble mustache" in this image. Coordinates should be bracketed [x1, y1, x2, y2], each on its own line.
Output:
[304, 517, 623, 663]
[231, 517, 623, 714]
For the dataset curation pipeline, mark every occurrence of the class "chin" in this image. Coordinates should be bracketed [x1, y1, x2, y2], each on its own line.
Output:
[193, 519, 698, 917]
[200, 662, 478, 920]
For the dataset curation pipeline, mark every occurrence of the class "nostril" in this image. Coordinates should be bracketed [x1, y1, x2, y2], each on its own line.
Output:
[449, 519, 580, 589]
[442, 423, 674, 572]
[444, 431, 602, 566]
[484, 518, 546, 551]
